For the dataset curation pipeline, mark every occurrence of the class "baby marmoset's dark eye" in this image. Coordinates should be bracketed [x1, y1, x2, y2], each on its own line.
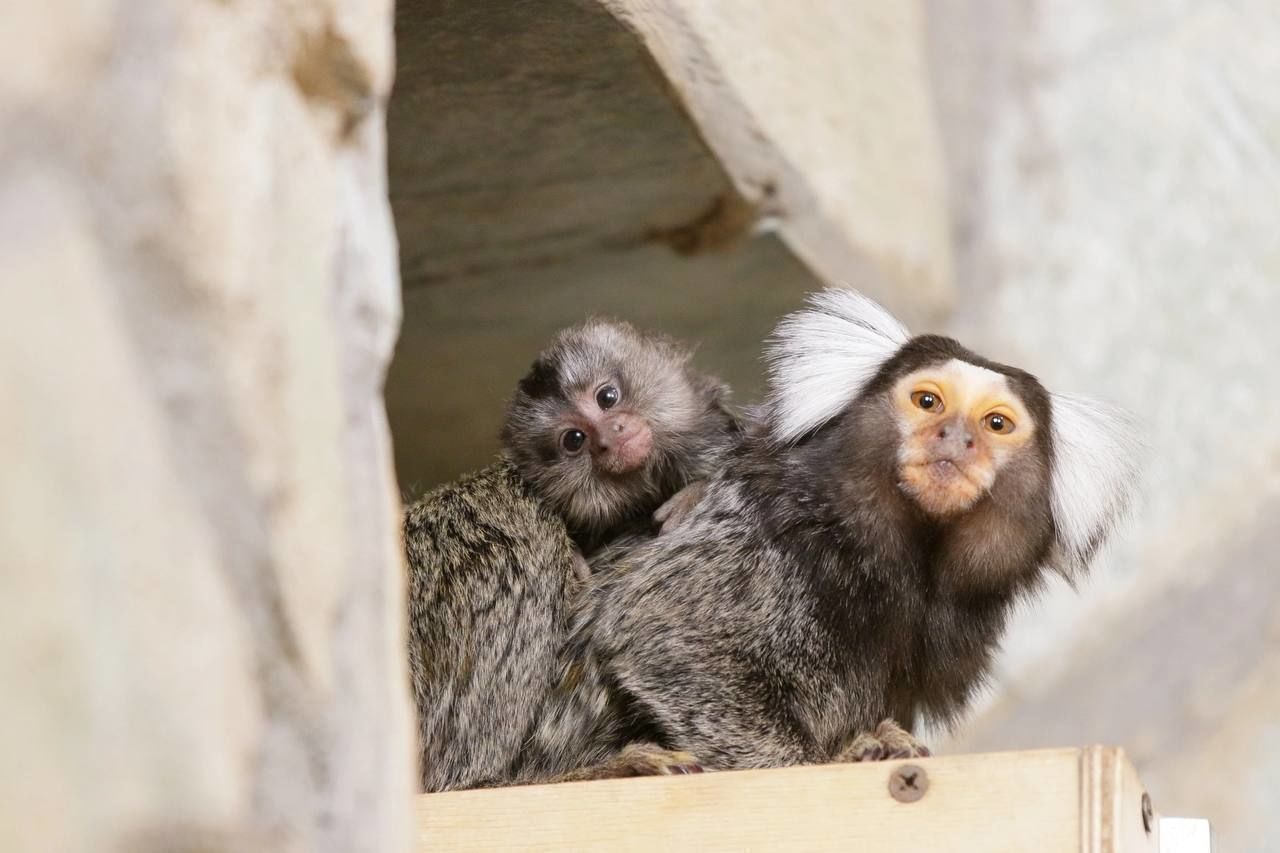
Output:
[561, 429, 587, 452]
[910, 390, 943, 413]
[595, 384, 620, 410]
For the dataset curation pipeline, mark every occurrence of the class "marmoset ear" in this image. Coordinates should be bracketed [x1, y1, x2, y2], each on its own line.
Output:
[1046, 393, 1144, 579]
[764, 287, 909, 445]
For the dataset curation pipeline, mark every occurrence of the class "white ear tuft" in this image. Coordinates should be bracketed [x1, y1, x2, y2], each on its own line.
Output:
[1048, 394, 1145, 576]
[764, 287, 910, 445]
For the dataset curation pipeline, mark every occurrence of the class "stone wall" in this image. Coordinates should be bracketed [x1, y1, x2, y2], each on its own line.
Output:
[0, 2, 413, 851]
[926, 3, 1280, 850]
[386, 0, 953, 493]
[5, 0, 1272, 849]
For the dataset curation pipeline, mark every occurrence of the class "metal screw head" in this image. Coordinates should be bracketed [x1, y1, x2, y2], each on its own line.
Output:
[1141, 792, 1153, 834]
[888, 764, 929, 803]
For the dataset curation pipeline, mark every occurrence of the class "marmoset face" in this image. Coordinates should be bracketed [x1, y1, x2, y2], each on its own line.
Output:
[891, 359, 1038, 517]
[503, 319, 727, 534]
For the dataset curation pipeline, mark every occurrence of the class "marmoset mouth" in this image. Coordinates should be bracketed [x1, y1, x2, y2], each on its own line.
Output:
[919, 458, 978, 487]
[899, 458, 986, 516]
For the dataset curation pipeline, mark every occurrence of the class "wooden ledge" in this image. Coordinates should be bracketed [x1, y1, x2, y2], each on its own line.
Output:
[417, 746, 1210, 852]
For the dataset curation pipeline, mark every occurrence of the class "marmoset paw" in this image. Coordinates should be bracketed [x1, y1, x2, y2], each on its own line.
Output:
[838, 719, 931, 763]
[616, 743, 705, 777]
[653, 481, 707, 534]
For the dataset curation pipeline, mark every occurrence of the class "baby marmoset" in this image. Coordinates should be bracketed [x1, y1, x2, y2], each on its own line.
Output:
[404, 318, 739, 792]
[512, 288, 1143, 782]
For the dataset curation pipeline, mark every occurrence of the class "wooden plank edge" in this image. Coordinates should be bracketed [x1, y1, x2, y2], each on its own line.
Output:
[416, 747, 1164, 852]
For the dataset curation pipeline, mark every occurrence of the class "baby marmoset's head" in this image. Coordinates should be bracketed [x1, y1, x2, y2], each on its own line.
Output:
[502, 319, 736, 543]
[766, 288, 1141, 588]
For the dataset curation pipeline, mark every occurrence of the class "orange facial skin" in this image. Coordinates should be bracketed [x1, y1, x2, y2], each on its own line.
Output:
[893, 359, 1036, 517]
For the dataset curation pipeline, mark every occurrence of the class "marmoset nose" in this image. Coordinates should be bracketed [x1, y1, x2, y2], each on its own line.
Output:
[596, 414, 643, 452]
[936, 421, 976, 453]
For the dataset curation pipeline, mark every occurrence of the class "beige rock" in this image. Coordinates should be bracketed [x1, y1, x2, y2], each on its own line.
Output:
[386, 0, 953, 491]
[602, 0, 955, 327]
[0, 2, 412, 852]
[927, 1, 1280, 849]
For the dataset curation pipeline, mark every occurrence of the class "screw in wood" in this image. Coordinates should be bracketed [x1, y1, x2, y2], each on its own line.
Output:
[1141, 792, 1153, 833]
[888, 764, 928, 803]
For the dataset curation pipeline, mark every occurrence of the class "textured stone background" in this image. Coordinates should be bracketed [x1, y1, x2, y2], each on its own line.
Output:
[925, 3, 1280, 851]
[0, 2, 414, 851]
[385, 0, 953, 495]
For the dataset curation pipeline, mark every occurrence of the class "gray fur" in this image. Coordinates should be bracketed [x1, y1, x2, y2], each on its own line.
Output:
[405, 461, 578, 792]
[506, 293, 1141, 783]
[502, 318, 739, 551]
[403, 319, 739, 791]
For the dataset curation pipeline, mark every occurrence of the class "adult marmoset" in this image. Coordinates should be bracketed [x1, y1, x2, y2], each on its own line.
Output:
[512, 288, 1142, 781]
[404, 319, 739, 791]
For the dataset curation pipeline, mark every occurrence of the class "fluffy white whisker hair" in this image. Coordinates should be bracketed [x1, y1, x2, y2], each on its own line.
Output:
[1047, 393, 1146, 576]
[765, 287, 910, 445]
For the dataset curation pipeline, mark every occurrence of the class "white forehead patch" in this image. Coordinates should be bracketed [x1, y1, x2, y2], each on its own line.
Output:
[945, 359, 1005, 389]
[908, 359, 1009, 396]
[765, 288, 909, 444]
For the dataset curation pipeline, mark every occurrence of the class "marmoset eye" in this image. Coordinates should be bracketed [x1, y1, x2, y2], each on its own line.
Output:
[596, 385, 620, 410]
[561, 429, 587, 452]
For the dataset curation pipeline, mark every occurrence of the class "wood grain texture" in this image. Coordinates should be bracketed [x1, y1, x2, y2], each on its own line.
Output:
[416, 748, 1166, 852]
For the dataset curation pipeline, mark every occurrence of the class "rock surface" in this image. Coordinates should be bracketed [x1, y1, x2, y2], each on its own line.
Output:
[0, 2, 413, 851]
[926, 2, 1280, 850]
[386, 0, 952, 492]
